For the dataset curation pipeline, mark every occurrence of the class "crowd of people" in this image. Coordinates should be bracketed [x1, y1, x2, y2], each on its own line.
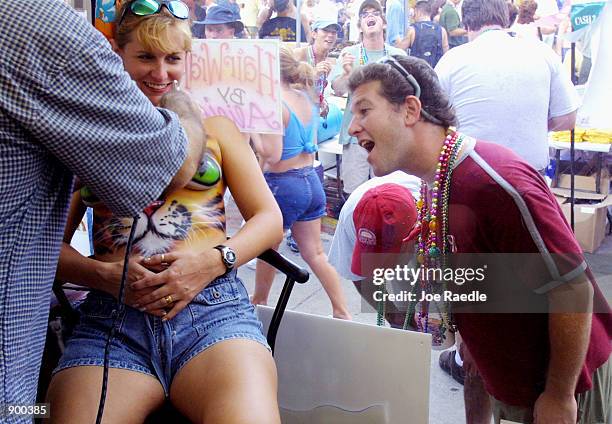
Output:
[185, 0, 573, 57]
[1, 0, 610, 423]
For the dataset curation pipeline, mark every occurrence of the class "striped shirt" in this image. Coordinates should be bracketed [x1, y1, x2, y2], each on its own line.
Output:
[0, 0, 187, 409]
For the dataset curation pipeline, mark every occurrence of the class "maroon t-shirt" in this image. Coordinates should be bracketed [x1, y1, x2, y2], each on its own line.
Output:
[448, 140, 611, 406]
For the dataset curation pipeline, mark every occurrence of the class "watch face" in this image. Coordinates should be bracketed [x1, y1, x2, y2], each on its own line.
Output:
[216, 245, 236, 270]
[225, 249, 237, 265]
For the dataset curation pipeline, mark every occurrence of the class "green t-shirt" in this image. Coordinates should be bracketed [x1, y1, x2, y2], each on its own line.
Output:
[439, 4, 467, 48]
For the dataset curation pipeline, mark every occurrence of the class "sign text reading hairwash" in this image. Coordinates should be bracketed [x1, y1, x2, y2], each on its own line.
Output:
[186, 39, 283, 134]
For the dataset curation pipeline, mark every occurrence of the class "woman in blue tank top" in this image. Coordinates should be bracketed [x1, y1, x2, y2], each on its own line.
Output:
[252, 48, 351, 319]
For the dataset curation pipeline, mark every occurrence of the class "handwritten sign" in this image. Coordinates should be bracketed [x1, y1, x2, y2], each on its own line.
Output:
[185, 39, 283, 134]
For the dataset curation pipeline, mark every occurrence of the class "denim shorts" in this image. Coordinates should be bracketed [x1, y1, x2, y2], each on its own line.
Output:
[264, 166, 326, 230]
[54, 270, 269, 395]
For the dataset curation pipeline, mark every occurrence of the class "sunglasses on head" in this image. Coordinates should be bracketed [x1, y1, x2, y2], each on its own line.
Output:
[117, 0, 190, 28]
[377, 56, 443, 125]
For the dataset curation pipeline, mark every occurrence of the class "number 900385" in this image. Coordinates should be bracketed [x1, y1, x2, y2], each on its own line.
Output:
[0, 403, 50, 418]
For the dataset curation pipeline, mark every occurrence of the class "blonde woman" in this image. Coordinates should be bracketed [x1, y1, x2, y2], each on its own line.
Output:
[252, 48, 351, 320]
[46, 1, 282, 422]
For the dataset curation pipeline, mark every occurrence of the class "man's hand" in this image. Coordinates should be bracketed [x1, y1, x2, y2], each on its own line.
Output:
[331, 51, 355, 96]
[536, 275, 593, 424]
[533, 390, 578, 424]
[257, 0, 274, 27]
[341, 52, 355, 76]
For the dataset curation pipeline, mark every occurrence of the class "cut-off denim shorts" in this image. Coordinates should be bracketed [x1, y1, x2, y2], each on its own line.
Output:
[54, 270, 269, 395]
[264, 166, 326, 230]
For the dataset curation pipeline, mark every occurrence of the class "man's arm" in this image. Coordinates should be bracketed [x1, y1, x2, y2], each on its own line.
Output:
[330, 49, 355, 96]
[548, 110, 577, 132]
[300, 11, 312, 43]
[257, 0, 274, 29]
[397, 27, 415, 51]
[441, 27, 449, 53]
[534, 274, 593, 424]
[448, 27, 467, 37]
[547, 44, 580, 130]
[30, 18, 194, 217]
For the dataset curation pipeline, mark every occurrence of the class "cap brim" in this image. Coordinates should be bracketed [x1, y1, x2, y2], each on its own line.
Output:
[359, 0, 383, 16]
[322, 23, 341, 32]
[312, 22, 341, 32]
[202, 20, 244, 33]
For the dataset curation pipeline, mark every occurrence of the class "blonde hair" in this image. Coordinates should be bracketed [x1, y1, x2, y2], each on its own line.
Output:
[279, 47, 314, 90]
[114, 3, 192, 53]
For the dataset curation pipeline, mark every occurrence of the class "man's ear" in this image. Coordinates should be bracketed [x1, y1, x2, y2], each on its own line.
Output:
[403, 96, 422, 126]
[109, 38, 120, 53]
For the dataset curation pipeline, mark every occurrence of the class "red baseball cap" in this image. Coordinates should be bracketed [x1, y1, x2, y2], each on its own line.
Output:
[351, 183, 418, 277]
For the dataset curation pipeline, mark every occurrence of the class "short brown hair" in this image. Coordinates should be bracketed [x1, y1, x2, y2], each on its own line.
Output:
[415, 0, 432, 17]
[461, 0, 509, 32]
[348, 55, 457, 128]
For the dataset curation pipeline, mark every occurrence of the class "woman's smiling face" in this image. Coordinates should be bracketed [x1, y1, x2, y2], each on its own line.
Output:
[117, 33, 187, 106]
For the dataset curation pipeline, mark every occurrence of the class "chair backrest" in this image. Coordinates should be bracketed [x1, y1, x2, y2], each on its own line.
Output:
[256, 249, 309, 353]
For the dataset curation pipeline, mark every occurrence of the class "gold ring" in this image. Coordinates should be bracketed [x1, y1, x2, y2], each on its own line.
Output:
[161, 253, 165, 262]
[164, 295, 173, 305]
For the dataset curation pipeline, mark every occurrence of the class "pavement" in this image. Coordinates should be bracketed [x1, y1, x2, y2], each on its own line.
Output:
[227, 195, 612, 424]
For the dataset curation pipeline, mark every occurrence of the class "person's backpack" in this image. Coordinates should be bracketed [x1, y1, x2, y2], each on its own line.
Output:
[410, 21, 444, 68]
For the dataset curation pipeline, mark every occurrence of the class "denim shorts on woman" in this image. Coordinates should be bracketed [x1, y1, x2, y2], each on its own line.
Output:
[264, 166, 326, 230]
[54, 270, 269, 395]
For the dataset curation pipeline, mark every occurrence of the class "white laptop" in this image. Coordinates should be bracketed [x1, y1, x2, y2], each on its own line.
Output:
[257, 306, 432, 424]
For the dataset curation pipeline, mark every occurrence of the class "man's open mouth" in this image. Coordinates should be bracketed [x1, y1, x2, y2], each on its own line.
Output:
[360, 140, 375, 152]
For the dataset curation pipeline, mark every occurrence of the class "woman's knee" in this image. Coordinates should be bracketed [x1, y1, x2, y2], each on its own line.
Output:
[171, 340, 279, 423]
[300, 243, 326, 264]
